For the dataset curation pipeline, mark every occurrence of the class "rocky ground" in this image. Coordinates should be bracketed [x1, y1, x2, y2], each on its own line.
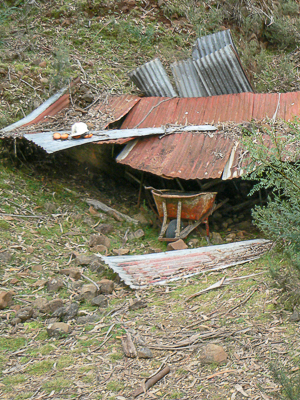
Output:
[0, 149, 300, 400]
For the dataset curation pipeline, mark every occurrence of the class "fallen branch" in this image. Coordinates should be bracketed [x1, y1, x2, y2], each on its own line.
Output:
[132, 366, 170, 398]
[187, 272, 265, 301]
[85, 198, 139, 225]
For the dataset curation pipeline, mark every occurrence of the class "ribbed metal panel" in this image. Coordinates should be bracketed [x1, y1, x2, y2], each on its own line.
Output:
[117, 132, 234, 180]
[129, 58, 177, 97]
[192, 29, 237, 59]
[170, 59, 209, 97]
[99, 239, 272, 289]
[193, 45, 253, 96]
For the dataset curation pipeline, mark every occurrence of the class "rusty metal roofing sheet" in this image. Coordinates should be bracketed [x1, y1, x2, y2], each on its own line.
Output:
[93, 94, 141, 129]
[171, 59, 209, 97]
[0, 86, 70, 135]
[192, 29, 238, 59]
[193, 45, 253, 96]
[117, 132, 234, 180]
[129, 58, 177, 97]
[117, 91, 300, 180]
[99, 239, 271, 289]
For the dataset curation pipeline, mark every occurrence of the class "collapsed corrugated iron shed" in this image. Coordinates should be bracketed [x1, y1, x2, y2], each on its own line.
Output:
[116, 92, 300, 179]
[99, 239, 272, 289]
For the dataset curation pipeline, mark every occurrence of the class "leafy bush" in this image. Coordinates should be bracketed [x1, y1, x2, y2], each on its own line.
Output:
[243, 121, 300, 308]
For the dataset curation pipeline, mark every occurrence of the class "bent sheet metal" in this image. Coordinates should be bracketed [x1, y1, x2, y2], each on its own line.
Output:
[98, 239, 272, 289]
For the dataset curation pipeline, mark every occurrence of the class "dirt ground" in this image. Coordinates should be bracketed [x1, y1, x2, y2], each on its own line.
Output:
[0, 151, 299, 400]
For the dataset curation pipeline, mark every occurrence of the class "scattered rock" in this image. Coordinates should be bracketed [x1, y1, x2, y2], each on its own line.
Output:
[47, 278, 64, 292]
[77, 314, 101, 324]
[226, 233, 236, 242]
[10, 278, 19, 285]
[112, 248, 130, 256]
[75, 254, 99, 267]
[95, 223, 115, 235]
[33, 297, 49, 312]
[31, 265, 43, 272]
[149, 247, 162, 253]
[48, 299, 64, 313]
[91, 245, 108, 254]
[0, 291, 13, 310]
[99, 279, 114, 295]
[91, 295, 108, 308]
[137, 347, 153, 359]
[236, 230, 246, 239]
[11, 317, 22, 325]
[167, 239, 188, 251]
[31, 279, 47, 288]
[0, 251, 12, 264]
[198, 344, 228, 364]
[16, 307, 34, 322]
[133, 212, 149, 225]
[59, 267, 81, 280]
[39, 61, 47, 68]
[128, 229, 145, 240]
[47, 322, 72, 338]
[129, 300, 147, 311]
[188, 238, 199, 247]
[211, 232, 223, 244]
[89, 259, 105, 273]
[80, 284, 99, 300]
[52, 303, 79, 321]
[222, 221, 229, 229]
[289, 310, 300, 322]
[89, 234, 111, 249]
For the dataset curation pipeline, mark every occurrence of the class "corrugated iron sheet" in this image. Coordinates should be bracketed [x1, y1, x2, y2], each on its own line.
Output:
[117, 132, 234, 180]
[117, 91, 300, 179]
[99, 239, 272, 289]
[193, 45, 253, 96]
[129, 58, 177, 97]
[192, 29, 238, 59]
[93, 94, 141, 129]
[24, 125, 217, 154]
[0, 86, 70, 135]
[171, 59, 209, 97]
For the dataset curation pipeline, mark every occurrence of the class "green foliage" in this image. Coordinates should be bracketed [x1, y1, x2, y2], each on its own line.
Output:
[243, 120, 300, 306]
[270, 361, 300, 400]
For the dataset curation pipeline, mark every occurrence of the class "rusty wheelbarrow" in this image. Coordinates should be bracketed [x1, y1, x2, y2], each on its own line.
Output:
[151, 189, 218, 242]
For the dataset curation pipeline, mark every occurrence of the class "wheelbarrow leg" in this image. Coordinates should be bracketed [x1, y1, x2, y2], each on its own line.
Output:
[159, 200, 168, 239]
[204, 218, 210, 244]
[175, 200, 182, 238]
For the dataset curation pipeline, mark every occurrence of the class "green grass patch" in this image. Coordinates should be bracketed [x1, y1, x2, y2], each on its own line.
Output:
[0, 337, 26, 352]
[26, 359, 54, 375]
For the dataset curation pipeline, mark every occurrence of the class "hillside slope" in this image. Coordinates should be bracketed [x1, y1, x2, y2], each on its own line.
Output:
[0, 0, 300, 129]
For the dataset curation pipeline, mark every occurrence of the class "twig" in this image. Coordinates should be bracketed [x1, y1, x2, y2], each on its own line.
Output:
[0, 213, 45, 219]
[187, 272, 265, 301]
[134, 98, 175, 129]
[81, 274, 100, 291]
[224, 288, 257, 316]
[132, 365, 170, 398]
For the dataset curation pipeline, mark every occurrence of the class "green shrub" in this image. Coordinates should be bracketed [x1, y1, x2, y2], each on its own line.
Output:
[243, 121, 300, 307]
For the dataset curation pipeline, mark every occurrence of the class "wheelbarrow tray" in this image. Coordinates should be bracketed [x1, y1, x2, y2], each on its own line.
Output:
[151, 190, 217, 221]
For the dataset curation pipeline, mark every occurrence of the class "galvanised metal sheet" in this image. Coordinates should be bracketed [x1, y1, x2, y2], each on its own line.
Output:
[192, 29, 238, 59]
[117, 132, 235, 180]
[99, 239, 272, 289]
[129, 58, 177, 97]
[193, 45, 253, 96]
[24, 125, 216, 154]
[171, 59, 209, 97]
